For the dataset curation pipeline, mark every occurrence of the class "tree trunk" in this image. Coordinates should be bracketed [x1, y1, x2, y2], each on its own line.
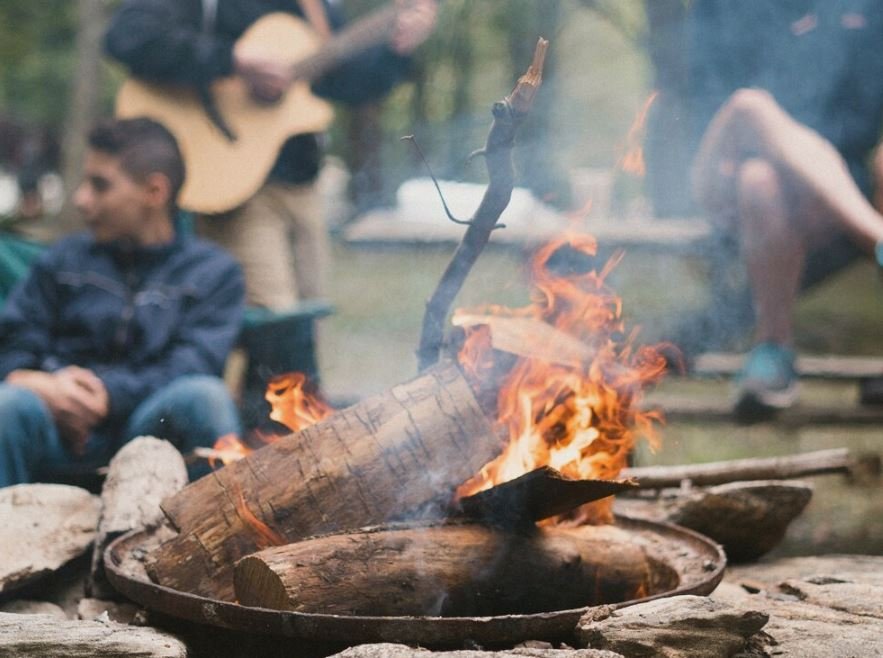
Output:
[146, 362, 503, 601]
[234, 523, 653, 617]
[58, 0, 107, 234]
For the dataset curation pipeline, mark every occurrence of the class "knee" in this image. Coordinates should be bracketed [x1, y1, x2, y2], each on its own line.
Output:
[0, 384, 51, 447]
[726, 88, 778, 121]
[738, 157, 781, 201]
[163, 375, 233, 409]
[0, 384, 49, 425]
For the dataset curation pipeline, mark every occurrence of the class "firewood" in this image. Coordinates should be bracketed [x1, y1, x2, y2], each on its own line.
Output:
[147, 362, 504, 600]
[0, 484, 99, 595]
[615, 480, 812, 563]
[88, 437, 188, 600]
[622, 448, 878, 489]
[455, 467, 636, 527]
[234, 523, 654, 617]
[0, 611, 186, 657]
[575, 595, 768, 658]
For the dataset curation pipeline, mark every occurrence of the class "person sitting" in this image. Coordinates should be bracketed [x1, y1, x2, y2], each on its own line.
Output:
[692, 88, 883, 421]
[0, 117, 245, 486]
[681, 1, 883, 421]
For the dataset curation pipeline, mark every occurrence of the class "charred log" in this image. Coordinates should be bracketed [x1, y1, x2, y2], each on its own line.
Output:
[234, 523, 662, 617]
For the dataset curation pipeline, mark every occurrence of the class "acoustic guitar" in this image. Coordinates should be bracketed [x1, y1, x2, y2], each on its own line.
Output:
[115, 5, 398, 214]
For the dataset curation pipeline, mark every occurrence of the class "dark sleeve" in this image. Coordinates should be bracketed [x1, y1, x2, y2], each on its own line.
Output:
[104, 0, 235, 85]
[0, 250, 59, 379]
[310, 1, 412, 105]
[95, 255, 245, 424]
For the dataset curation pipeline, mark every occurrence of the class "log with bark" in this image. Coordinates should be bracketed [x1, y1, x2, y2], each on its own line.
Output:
[233, 523, 657, 617]
[88, 436, 188, 600]
[146, 362, 504, 600]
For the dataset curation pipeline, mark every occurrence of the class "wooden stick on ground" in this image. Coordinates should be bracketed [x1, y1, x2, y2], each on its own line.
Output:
[622, 448, 880, 490]
[416, 38, 548, 371]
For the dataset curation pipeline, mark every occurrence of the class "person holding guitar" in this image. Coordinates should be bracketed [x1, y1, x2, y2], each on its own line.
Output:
[105, 0, 437, 309]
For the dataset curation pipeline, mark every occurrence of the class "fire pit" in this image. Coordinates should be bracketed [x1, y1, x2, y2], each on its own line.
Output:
[105, 515, 724, 647]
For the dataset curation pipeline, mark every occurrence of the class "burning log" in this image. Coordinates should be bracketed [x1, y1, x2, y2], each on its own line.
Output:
[455, 466, 636, 527]
[233, 523, 658, 617]
[622, 448, 879, 489]
[146, 363, 504, 600]
[88, 437, 188, 599]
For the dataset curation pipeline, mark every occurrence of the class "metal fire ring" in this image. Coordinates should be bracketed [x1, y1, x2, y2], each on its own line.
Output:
[105, 515, 725, 647]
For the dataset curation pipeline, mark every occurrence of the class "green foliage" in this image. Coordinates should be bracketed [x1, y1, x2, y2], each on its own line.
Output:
[0, 2, 77, 125]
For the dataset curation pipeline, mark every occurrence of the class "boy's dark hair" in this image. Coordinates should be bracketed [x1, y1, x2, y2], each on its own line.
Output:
[87, 118, 185, 207]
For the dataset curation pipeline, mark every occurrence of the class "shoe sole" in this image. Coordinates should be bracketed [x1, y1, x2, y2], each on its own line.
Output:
[733, 381, 799, 424]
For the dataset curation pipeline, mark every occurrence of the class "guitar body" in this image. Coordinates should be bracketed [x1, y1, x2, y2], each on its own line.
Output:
[116, 13, 335, 214]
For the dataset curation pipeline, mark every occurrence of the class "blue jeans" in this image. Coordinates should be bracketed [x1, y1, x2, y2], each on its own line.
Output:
[0, 375, 241, 487]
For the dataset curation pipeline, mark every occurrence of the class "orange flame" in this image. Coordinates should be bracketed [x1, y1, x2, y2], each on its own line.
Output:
[616, 91, 658, 178]
[455, 233, 667, 525]
[209, 433, 251, 469]
[208, 372, 331, 467]
[265, 372, 333, 432]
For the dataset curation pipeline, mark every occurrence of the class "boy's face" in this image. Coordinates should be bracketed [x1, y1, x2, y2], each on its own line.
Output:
[73, 149, 152, 244]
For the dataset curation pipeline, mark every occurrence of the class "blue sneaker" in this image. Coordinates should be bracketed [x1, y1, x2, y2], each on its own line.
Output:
[733, 343, 798, 422]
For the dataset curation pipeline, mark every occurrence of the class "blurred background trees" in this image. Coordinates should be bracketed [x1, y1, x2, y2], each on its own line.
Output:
[0, 0, 658, 226]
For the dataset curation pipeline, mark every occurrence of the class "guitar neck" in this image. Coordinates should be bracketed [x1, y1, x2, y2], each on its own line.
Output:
[290, 4, 400, 82]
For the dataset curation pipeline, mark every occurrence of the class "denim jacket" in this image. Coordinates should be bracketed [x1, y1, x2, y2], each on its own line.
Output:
[0, 232, 244, 429]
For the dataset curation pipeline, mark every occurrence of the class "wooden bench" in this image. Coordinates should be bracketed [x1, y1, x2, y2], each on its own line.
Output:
[342, 208, 713, 254]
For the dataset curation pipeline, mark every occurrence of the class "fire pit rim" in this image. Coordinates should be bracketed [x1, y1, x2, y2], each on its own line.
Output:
[105, 515, 725, 645]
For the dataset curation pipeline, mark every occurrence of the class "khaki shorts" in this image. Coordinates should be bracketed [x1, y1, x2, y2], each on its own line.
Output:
[198, 181, 329, 309]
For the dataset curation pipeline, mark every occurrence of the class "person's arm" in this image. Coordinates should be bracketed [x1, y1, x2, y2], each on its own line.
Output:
[93, 256, 245, 425]
[104, 0, 235, 85]
[311, 0, 436, 105]
[0, 251, 59, 379]
[0, 248, 109, 450]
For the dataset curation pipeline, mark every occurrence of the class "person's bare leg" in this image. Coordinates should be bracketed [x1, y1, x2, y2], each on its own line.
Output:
[693, 88, 883, 252]
[737, 158, 804, 346]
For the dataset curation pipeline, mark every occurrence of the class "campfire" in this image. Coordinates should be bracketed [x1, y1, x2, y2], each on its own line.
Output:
[452, 233, 667, 526]
[105, 47, 705, 635]
[101, 227, 720, 645]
